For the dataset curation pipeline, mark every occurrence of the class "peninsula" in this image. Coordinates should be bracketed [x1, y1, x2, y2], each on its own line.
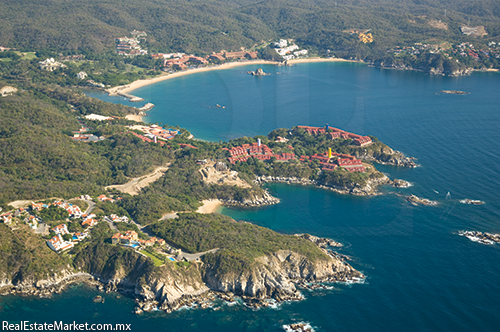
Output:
[0, 81, 418, 313]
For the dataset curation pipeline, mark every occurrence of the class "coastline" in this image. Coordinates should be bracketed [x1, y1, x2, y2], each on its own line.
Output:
[196, 199, 223, 214]
[106, 57, 356, 96]
[125, 114, 144, 122]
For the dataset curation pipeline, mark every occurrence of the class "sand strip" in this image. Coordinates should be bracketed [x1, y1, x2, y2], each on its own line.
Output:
[107, 58, 356, 95]
[196, 199, 222, 214]
[125, 114, 144, 122]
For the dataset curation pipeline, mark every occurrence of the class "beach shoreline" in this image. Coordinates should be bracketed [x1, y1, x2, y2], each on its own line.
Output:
[125, 114, 144, 122]
[106, 57, 357, 96]
[196, 199, 223, 214]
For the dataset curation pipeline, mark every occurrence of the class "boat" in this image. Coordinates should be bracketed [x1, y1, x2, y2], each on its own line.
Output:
[216, 104, 221, 108]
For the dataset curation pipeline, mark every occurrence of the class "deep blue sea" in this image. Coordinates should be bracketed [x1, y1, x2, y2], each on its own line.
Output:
[3, 63, 500, 331]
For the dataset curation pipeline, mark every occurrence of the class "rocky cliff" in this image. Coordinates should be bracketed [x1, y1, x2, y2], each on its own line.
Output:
[354, 146, 418, 168]
[221, 188, 280, 207]
[0, 223, 362, 314]
[255, 174, 391, 196]
[202, 249, 362, 307]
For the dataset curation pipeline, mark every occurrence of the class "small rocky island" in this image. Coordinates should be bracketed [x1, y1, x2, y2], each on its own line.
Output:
[440, 90, 470, 95]
[459, 198, 485, 205]
[406, 195, 437, 206]
[392, 179, 412, 188]
[283, 322, 315, 332]
[459, 231, 500, 245]
[248, 68, 270, 76]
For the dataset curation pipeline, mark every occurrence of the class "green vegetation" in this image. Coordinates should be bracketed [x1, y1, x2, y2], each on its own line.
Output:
[0, 0, 498, 71]
[142, 248, 166, 266]
[72, 222, 154, 278]
[0, 86, 176, 205]
[149, 213, 328, 274]
[38, 205, 69, 221]
[0, 224, 71, 280]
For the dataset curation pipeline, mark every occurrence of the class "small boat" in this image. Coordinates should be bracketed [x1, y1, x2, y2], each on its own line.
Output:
[216, 104, 221, 108]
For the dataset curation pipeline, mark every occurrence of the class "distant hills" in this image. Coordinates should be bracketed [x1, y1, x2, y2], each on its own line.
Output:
[0, 0, 499, 56]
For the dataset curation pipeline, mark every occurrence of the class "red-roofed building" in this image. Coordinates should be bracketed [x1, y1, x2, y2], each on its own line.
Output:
[82, 218, 97, 228]
[354, 136, 372, 146]
[298, 125, 326, 135]
[209, 54, 225, 61]
[225, 51, 247, 59]
[52, 224, 69, 235]
[189, 56, 208, 64]
[246, 51, 258, 59]
[47, 234, 74, 252]
[337, 158, 363, 167]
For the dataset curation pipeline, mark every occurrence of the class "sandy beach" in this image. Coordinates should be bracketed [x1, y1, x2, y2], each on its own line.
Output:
[125, 114, 144, 122]
[107, 57, 353, 96]
[196, 199, 223, 214]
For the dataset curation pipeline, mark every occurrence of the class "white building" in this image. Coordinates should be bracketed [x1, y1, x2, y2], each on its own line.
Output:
[76, 71, 88, 80]
[39, 58, 66, 71]
[294, 49, 308, 57]
[47, 234, 74, 252]
[109, 214, 129, 223]
[85, 114, 113, 121]
[275, 39, 288, 48]
[51, 224, 69, 235]
[277, 44, 300, 56]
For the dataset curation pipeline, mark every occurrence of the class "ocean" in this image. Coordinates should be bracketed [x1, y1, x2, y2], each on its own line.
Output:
[3, 62, 500, 331]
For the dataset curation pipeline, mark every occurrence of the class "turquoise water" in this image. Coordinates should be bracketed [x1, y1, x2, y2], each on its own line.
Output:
[5, 63, 500, 331]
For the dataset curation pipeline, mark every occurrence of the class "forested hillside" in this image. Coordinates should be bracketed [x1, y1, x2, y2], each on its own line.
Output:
[0, 0, 499, 56]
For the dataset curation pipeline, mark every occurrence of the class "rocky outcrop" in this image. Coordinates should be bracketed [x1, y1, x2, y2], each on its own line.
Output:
[370, 59, 474, 77]
[221, 189, 280, 207]
[0, 85, 18, 97]
[199, 162, 252, 188]
[429, 67, 473, 77]
[406, 195, 437, 206]
[248, 68, 270, 76]
[459, 231, 500, 245]
[202, 250, 363, 308]
[134, 264, 211, 313]
[295, 234, 342, 248]
[354, 147, 418, 168]
[392, 179, 412, 188]
[0, 270, 102, 297]
[254, 174, 391, 196]
[1, 240, 364, 314]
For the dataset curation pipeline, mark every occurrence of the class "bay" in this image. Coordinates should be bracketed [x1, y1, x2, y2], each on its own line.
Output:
[5, 62, 499, 331]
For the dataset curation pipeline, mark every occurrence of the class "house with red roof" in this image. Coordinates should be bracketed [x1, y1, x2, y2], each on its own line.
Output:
[52, 224, 69, 235]
[47, 234, 74, 252]
[81, 218, 97, 228]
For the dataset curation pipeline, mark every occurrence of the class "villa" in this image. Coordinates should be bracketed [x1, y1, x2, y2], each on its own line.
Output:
[47, 234, 74, 252]
[51, 224, 69, 235]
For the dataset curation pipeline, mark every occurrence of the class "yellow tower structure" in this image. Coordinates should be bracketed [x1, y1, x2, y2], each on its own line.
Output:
[328, 148, 332, 158]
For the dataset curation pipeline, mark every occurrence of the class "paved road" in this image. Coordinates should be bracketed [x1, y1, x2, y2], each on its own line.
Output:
[104, 217, 118, 231]
[83, 200, 95, 215]
[177, 248, 219, 261]
[130, 219, 155, 237]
